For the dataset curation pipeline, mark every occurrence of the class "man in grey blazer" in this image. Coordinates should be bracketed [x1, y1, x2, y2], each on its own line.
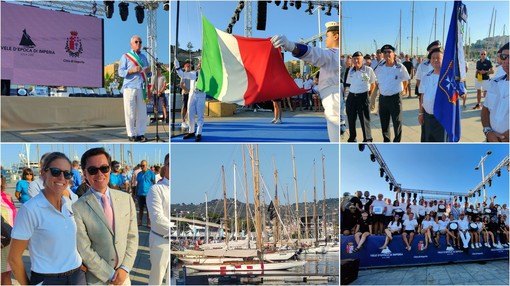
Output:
[73, 148, 138, 285]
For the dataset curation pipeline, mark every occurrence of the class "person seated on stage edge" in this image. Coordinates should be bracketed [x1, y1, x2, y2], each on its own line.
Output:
[370, 193, 387, 236]
[498, 215, 509, 247]
[457, 212, 471, 252]
[433, 214, 449, 248]
[402, 212, 418, 251]
[353, 211, 372, 253]
[445, 213, 460, 250]
[481, 216, 495, 248]
[469, 215, 482, 249]
[420, 213, 434, 250]
[379, 214, 402, 253]
[341, 203, 359, 236]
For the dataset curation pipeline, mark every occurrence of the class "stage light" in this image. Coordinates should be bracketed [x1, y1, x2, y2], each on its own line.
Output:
[370, 154, 376, 162]
[295, 0, 301, 9]
[379, 168, 384, 178]
[325, 3, 332, 16]
[305, 1, 313, 14]
[312, 41, 316, 47]
[104, 1, 114, 18]
[135, 5, 144, 24]
[232, 16, 237, 24]
[118, 2, 129, 21]
[282, 1, 288, 10]
[497, 170, 501, 177]
[488, 178, 492, 187]
[289, 0, 294, 6]
[275, 0, 281, 6]
[477, 189, 481, 196]
[385, 175, 389, 182]
[389, 183, 393, 191]
[163, 1, 169, 11]
[238, 1, 245, 9]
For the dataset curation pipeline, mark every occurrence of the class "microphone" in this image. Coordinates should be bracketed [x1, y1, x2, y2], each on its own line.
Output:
[142, 47, 151, 51]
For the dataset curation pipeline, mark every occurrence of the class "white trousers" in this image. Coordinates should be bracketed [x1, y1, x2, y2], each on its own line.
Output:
[123, 88, 148, 137]
[459, 230, 471, 248]
[321, 86, 340, 142]
[148, 232, 169, 286]
[187, 90, 206, 134]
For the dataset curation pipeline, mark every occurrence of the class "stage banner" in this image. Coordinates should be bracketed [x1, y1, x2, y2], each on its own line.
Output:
[341, 235, 509, 269]
[1, 2, 103, 87]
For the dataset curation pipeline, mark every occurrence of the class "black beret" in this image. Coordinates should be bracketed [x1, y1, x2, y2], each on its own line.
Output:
[428, 47, 444, 59]
[380, 44, 395, 52]
[498, 42, 509, 53]
[364, 54, 371, 59]
[352, 51, 363, 57]
[427, 40, 441, 51]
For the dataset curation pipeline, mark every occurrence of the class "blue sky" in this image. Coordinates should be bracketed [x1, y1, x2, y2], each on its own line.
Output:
[171, 0, 339, 52]
[171, 144, 339, 204]
[341, 144, 509, 206]
[342, 0, 509, 55]
[0, 144, 169, 170]
[103, 2, 169, 65]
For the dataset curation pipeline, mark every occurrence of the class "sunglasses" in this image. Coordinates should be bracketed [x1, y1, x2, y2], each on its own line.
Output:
[134, 40, 142, 44]
[499, 53, 509, 61]
[113, 165, 120, 169]
[87, 165, 110, 175]
[480, 53, 486, 56]
[45, 167, 73, 180]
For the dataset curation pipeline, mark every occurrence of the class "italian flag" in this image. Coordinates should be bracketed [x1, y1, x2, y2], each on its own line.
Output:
[197, 16, 307, 105]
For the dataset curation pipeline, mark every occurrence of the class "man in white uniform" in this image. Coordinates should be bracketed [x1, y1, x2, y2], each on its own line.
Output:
[174, 59, 206, 142]
[481, 42, 509, 142]
[271, 22, 340, 142]
[147, 154, 169, 285]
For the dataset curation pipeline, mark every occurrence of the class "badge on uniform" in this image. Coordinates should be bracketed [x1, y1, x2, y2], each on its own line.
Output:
[394, 75, 398, 80]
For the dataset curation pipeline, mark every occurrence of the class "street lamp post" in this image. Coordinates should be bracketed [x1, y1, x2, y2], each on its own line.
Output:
[475, 151, 492, 201]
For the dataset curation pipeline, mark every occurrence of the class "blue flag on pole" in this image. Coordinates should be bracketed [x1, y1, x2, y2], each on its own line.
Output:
[433, 1, 467, 142]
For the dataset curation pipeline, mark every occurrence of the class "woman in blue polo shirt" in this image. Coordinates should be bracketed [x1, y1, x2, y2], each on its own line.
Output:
[8, 152, 85, 285]
[15, 168, 33, 204]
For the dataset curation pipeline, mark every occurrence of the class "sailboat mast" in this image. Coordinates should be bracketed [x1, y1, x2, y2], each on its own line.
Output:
[410, 0, 415, 56]
[249, 145, 263, 250]
[222, 165, 228, 246]
[322, 153, 327, 242]
[304, 190, 308, 240]
[434, 7, 437, 41]
[313, 159, 318, 245]
[205, 192, 209, 244]
[242, 145, 250, 241]
[492, 10, 497, 54]
[273, 157, 280, 246]
[234, 162, 238, 241]
[442, 2, 446, 45]
[291, 145, 301, 242]
[399, 10, 402, 54]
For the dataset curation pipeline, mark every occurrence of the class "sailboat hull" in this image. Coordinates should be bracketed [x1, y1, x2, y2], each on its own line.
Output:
[185, 260, 307, 272]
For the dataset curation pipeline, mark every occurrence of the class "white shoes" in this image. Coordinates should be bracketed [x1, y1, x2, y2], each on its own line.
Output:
[486, 243, 491, 248]
[274, 119, 282, 124]
[496, 243, 503, 249]
[446, 246, 454, 251]
[271, 119, 276, 123]
[181, 122, 189, 129]
[471, 243, 475, 249]
[381, 247, 392, 254]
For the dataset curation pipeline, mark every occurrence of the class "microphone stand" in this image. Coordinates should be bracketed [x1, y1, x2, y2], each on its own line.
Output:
[144, 48, 167, 142]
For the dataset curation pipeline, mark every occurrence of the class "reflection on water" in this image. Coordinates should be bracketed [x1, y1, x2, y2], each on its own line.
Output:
[171, 252, 339, 285]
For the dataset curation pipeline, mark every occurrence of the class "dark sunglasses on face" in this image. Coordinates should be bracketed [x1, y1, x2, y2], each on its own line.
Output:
[113, 165, 120, 169]
[45, 168, 73, 180]
[499, 53, 509, 61]
[87, 165, 110, 175]
[480, 53, 485, 56]
[134, 40, 142, 44]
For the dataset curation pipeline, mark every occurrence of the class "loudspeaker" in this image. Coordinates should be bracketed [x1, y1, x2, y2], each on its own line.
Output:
[341, 258, 360, 285]
[1, 79, 10, 96]
[256, 1, 267, 31]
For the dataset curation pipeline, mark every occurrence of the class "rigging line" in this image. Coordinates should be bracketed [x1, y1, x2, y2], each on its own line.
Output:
[260, 174, 292, 241]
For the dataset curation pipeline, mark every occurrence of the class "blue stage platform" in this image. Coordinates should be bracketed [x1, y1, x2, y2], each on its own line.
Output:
[171, 116, 329, 142]
[341, 235, 509, 269]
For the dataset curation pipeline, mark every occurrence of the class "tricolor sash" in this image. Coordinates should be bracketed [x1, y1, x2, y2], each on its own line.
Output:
[125, 51, 150, 103]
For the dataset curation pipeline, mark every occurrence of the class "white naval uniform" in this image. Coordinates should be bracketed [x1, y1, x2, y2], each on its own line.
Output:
[415, 59, 433, 83]
[176, 69, 206, 135]
[483, 74, 509, 134]
[296, 46, 340, 142]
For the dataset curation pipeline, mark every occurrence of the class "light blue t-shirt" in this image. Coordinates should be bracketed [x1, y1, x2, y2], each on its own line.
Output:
[136, 170, 155, 197]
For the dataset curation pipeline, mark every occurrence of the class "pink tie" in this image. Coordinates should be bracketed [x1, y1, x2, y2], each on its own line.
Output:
[101, 194, 114, 231]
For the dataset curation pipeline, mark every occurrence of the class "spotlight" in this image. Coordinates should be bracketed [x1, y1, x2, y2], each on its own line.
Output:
[135, 5, 144, 24]
[282, 1, 288, 10]
[312, 41, 316, 47]
[289, 0, 294, 6]
[325, 3, 332, 16]
[104, 1, 114, 18]
[370, 154, 376, 162]
[488, 178, 492, 187]
[163, 1, 169, 11]
[385, 175, 389, 182]
[379, 168, 384, 178]
[232, 16, 237, 24]
[275, 0, 281, 6]
[389, 183, 393, 191]
[118, 2, 129, 21]
[238, 0, 245, 9]
[477, 189, 481, 196]
[295, 0, 301, 9]
[497, 170, 501, 177]
[305, 1, 313, 14]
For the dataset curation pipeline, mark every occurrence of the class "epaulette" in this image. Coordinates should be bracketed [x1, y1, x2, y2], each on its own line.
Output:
[493, 74, 508, 82]
[426, 70, 434, 76]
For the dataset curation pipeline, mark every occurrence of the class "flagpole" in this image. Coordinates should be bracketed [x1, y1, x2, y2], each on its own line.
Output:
[171, 0, 180, 131]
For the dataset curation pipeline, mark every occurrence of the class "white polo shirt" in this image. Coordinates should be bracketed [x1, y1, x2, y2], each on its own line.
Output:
[403, 218, 418, 231]
[419, 70, 440, 114]
[375, 62, 410, 95]
[11, 191, 82, 274]
[415, 59, 433, 81]
[346, 65, 376, 93]
[483, 74, 509, 134]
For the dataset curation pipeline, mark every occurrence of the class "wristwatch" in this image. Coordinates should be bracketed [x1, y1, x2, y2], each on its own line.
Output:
[483, 127, 493, 136]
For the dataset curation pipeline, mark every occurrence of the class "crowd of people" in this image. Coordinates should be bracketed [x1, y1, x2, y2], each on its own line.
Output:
[341, 190, 509, 253]
[1, 148, 170, 285]
[340, 41, 509, 142]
